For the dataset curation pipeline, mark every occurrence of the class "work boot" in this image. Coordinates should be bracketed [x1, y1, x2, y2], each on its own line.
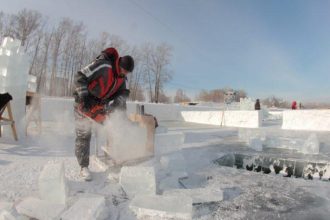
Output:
[80, 167, 92, 181]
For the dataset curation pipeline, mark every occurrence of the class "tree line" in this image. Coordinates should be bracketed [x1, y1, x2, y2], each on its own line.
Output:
[1, 9, 257, 104]
[0, 9, 173, 103]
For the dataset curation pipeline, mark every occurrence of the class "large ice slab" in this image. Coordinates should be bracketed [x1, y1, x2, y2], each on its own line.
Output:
[155, 132, 184, 156]
[38, 162, 67, 204]
[129, 195, 192, 220]
[16, 197, 65, 220]
[0, 37, 29, 138]
[164, 188, 224, 204]
[119, 166, 156, 198]
[60, 195, 106, 220]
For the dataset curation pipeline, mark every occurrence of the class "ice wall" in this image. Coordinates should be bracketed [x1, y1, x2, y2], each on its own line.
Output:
[0, 37, 29, 138]
[282, 110, 330, 131]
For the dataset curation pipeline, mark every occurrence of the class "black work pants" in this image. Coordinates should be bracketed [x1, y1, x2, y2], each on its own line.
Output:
[74, 110, 92, 168]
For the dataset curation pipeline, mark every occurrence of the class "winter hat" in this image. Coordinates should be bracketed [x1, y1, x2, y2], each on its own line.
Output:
[119, 55, 134, 72]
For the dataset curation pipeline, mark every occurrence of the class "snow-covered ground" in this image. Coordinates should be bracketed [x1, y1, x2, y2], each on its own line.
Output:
[1, 100, 330, 220]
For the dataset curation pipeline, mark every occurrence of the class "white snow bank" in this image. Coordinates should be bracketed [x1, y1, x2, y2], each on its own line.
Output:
[129, 195, 192, 220]
[282, 110, 330, 131]
[40, 98, 261, 128]
[181, 110, 262, 128]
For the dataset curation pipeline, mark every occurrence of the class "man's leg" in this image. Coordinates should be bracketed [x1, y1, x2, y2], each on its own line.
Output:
[74, 111, 92, 179]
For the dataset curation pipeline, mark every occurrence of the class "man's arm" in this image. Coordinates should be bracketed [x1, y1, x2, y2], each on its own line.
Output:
[109, 89, 130, 111]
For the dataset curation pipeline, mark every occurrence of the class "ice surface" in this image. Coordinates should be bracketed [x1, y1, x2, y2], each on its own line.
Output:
[16, 197, 65, 220]
[119, 166, 156, 198]
[38, 162, 67, 204]
[302, 133, 319, 154]
[248, 138, 263, 151]
[60, 195, 106, 220]
[129, 195, 192, 220]
[164, 188, 223, 204]
[155, 132, 184, 156]
[160, 152, 186, 174]
[158, 171, 188, 192]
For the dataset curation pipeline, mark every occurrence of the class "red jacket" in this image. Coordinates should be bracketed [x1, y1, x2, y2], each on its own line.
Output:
[74, 48, 129, 122]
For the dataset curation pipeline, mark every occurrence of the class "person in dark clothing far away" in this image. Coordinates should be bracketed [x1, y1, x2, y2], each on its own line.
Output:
[255, 99, 261, 110]
[73, 47, 134, 181]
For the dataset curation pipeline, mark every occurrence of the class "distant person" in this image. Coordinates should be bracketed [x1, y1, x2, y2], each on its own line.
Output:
[291, 101, 297, 110]
[299, 102, 303, 109]
[255, 99, 261, 110]
[73, 47, 134, 181]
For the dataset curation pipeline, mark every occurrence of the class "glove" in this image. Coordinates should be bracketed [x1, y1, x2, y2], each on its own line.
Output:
[80, 95, 92, 113]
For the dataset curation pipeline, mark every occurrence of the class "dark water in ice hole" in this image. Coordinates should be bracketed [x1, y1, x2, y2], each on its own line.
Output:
[213, 152, 330, 181]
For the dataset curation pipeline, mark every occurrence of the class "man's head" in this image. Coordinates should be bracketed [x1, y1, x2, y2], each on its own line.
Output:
[119, 55, 134, 74]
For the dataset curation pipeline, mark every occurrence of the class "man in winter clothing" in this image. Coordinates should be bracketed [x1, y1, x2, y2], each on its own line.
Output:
[73, 47, 134, 181]
[291, 101, 297, 110]
[255, 99, 261, 110]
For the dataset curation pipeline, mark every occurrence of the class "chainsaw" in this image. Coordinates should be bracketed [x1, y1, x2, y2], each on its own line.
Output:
[77, 103, 112, 124]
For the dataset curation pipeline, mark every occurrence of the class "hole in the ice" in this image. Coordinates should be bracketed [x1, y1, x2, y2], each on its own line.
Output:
[213, 153, 330, 181]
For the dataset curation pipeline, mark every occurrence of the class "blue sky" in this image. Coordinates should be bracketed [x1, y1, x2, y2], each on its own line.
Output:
[2, 0, 330, 102]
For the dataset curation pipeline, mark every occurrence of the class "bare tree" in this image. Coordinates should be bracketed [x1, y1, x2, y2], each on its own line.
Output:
[141, 42, 173, 102]
[151, 43, 173, 103]
[49, 18, 72, 95]
[10, 9, 42, 48]
[158, 91, 171, 103]
[174, 89, 191, 103]
[141, 43, 154, 102]
[262, 96, 289, 108]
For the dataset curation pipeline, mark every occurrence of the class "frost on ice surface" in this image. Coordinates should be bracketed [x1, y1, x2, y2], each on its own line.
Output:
[119, 166, 156, 198]
[129, 195, 192, 220]
[163, 188, 223, 204]
[38, 162, 67, 204]
[60, 195, 106, 220]
[248, 137, 263, 152]
[302, 133, 319, 154]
